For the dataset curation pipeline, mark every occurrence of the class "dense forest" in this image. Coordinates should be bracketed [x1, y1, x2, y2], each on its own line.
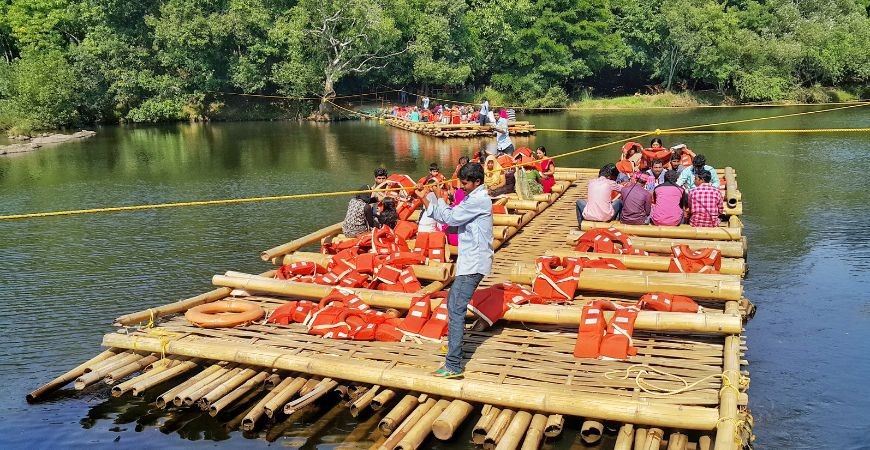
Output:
[0, 0, 867, 131]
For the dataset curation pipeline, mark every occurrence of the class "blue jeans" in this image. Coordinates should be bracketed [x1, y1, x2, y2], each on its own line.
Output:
[445, 273, 484, 372]
[575, 199, 623, 228]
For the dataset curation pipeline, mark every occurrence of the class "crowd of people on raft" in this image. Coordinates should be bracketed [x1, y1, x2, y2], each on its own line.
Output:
[389, 97, 516, 126]
[341, 144, 556, 242]
[577, 138, 724, 229]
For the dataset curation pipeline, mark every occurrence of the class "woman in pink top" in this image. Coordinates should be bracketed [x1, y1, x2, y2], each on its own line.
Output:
[651, 170, 688, 226]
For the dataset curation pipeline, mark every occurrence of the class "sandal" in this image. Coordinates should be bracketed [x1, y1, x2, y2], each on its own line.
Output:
[431, 367, 464, 379]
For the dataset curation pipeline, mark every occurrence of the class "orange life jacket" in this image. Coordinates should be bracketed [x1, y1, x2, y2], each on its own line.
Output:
[467, 283, 543, 326]
[642, 147, 671, 162]
[598, 304, 640, 360]
[353, 253, 379, 274]
[532, 256, 583, 302]
[492, 204, 508, 215]
[639, 292, 700, 313]
[575, 227, 634, 254]
[621, 142, 643, 160]
[371, 226, 408, 255]
[418, 292, 449, 340]
[573, 301, 612, 358]
[375, 267, 422, 293]
[397, 296, 432, 334]
[414, 231, 447, 263]
[384, 251, 426, 268]
[668, 245, 722, 274]
[397, 198, 423, 221]
[275, 261, 327, 280]
[267, 301, 299, 325]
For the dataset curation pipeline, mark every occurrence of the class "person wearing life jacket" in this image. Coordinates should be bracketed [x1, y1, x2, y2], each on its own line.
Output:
[415, 162, 493, 379]
[576, 163, 623, 229]
[670, 144, 696, 171]
[484, 154, 516, 197]
[639, 138, 670, 171]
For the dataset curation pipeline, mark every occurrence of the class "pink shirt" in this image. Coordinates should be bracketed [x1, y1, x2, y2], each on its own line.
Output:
[583, 177, 622, 221]
[651, 184, 685, 226]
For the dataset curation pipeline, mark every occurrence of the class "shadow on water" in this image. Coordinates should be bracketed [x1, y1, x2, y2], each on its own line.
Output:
[2, 107, 869, 448]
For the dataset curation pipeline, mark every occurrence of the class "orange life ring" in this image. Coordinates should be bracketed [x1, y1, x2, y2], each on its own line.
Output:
[185, 300, 265, 328]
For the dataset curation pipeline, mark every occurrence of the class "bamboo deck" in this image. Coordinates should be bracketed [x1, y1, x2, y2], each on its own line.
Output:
[384, 117, 537, 138]
[29, 168, 752, 450]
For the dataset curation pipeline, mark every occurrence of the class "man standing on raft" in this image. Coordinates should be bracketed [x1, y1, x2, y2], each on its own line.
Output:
[416, 163, 493, 379]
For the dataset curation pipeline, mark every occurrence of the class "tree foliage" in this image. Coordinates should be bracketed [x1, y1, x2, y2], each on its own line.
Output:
[0, 0, 867, 130]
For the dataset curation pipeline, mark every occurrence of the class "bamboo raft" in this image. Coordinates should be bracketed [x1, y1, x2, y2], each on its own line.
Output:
[29, 168, 753, 450]
[384, 117, 537, 138]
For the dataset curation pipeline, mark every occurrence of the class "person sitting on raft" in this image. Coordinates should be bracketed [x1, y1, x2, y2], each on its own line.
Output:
[342, 186, 377, 237]
[669, 153, 684, 174]
[619, 173, 651, 225]
[644, 160, 667, 191]
[536, 146, 556, 193]
[515, 155, 543, 200]
[576, 163, 622, 228]
[415, 162, 493, 379]
[670, 144, 696, 170]
[677, 154, 720, 191]
[687, 169, 724, 227]
[484, 154, 515, 197]
[375, 197, 399, 229]
[369, 167, 389, 201]
[409, 107, 421, 122]
[651, 169, 689, 226]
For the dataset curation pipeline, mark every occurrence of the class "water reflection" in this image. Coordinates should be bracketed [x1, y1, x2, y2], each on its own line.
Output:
[1, 107, 869, 449]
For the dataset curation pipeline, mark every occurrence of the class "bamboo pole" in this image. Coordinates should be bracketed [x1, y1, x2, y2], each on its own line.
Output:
[552, 181, 570, 194]
[395, 399, 450, 450]
[114, 288, 231, 326]
[130, 359, 198, 396]
[173, 364, 232, 406]
[505, 199, 540, 211]
[351, 385, 381, 417]
[282, 254, 452, 282]
[580, 222, 742, 241]
[284, 378, 338, 414]
[209, 371, 270, 417]
[473, 407, 502, 444]
[382, 398, 437, 450]
[699, 435, 712, 450]
[156, 364, 221, 408]
[432, 400, 474, 440]
[495, 411, 532, 450]
[183, 367, 241, 405]
[579, 420, 604, 444]
[103, 333, 721, 430]
[613, 423, 634, 450]
[199, 368, 258, 410]
[300, 378, 322, 396]
[242, 376, 286, 431]
[379, 394, 419, 434]
[213, 273, 741, 333]
[74, 352, 144, 389]
[553, 172, 578, 181]
[494, 214, 523, 227]
[668, 432, 690, 450]
[566, 231, 747, 258]
[371, 389, 397, 411]
[264, 373, 282, 390]
[84, 351, 134, 374]
[484, 409, 515, 449]
[265, 376, 307, 418]
[224, 387, 267, 429]
[104, 354, 160, 385]
[492, 226, 509, 241]
[545, 249, 745, 276]
[643, 428, 664, 450]
[544, 414, 564, 438]
[714, 333, 742, 450]
[724, 168, 737, 208]
[261, 222, 344, 261]
[520, 414, 548, 450]
[635, 427, 648, 449]
[510, 265, 743, 301]
[27, 348, 119, 402]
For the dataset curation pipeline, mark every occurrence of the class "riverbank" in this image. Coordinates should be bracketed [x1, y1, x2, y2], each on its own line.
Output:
[0, 130, 96, 156]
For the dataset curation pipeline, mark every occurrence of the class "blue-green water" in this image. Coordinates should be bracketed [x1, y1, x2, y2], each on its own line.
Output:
[1, 107, 868, 449]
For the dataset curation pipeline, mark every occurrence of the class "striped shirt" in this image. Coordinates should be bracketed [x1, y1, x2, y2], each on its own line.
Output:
[688, 183, 723, 227]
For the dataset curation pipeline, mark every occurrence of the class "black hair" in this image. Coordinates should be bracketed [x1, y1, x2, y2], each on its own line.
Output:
[599, 163, 618, 179]
[355, 185, 372, 203]
[650, 138, 664, 147]
[382, 197, 397, 210]
[652, 159, 664, 167]
[459, 162, 485, 183]
[429, 163, 439, 171]
[696, 169, 712, 183]
[692, 154, 706, 168]
[458, 156, 469, 165]
[670, 152, 681, 161]
[664, 170, 679, 184]
[536, 146, 547, 155]
[374, 167, 388, 177]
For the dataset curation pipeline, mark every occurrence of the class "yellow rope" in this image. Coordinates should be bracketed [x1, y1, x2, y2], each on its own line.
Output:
[2, 101, 865, 221]
[534, 127, 870, 134]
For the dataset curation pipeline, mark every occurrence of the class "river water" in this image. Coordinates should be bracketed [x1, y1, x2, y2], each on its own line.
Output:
[1, 107, 868, 449]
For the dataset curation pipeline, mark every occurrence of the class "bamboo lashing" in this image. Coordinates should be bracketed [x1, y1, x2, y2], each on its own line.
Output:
[282, 253, 453, 282]
[213, 273, 741, 332]
[431, 399, 474, 440]
[566, 231, 748, 258]
[580, 222, 742, 240]
[509, 265, 743, 301]
[261, 222, 344, 261]
[495, 410, 532, 450]
[545, 249, 746, 276]
[101, 333, 721, 429]
[520, 414, 548, 450]
[27, 348, 119, 402]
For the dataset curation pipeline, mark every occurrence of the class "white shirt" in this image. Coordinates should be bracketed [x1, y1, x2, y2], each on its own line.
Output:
[427, 185, 493, 276]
